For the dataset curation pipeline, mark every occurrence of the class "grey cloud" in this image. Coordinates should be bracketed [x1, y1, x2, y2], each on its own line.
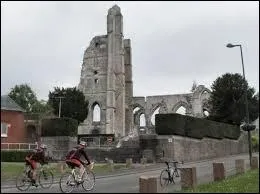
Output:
[1, 1, 259, 100]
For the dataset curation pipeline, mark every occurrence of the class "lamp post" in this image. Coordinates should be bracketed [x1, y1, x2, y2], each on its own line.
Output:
[226, 43, 252, 167]
[54, 96, 65, 118]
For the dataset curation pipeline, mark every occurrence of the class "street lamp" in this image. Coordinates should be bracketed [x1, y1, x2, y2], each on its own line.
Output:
[226, 43, 252, 167]
[53, 96, 65, 118]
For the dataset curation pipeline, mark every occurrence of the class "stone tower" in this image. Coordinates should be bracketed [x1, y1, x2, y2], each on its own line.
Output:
[78, 5, 133, 138]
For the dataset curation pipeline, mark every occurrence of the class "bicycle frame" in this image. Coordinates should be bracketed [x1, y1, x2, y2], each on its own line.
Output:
[70, 165, 87, 183]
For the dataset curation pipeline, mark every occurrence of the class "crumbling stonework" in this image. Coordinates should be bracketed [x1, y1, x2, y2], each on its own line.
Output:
[77, 5, 211, 138]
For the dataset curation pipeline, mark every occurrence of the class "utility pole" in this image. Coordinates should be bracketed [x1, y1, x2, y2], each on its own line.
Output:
[54, 96, 65, 118]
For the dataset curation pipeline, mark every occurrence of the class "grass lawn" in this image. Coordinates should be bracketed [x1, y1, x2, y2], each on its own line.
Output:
[180, 169, 259, 193]
[1, 162, 130, 180]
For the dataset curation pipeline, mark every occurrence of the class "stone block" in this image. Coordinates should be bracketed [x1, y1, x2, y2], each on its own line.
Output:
[139, 176, 161, 193]
[181, 167, 197, 189]
[141, 157, 147, 164]
[106, 159, 114, 171]
[213, 162, 225, 181]
[126, 158, 132, 168]
[139, 176, 148, 193]
[251, 156, 259, 169]
[235, 159, 245, 174]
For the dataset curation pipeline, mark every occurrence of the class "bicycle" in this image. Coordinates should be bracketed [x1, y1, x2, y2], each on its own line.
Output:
[59, 161, 95, 193]
[159, 160, 182, 187]
[16, 162, 54, 191]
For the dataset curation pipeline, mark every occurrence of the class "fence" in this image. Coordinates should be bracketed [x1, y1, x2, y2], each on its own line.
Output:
[79, 136, 116, 148]
[1, 143, 38, 151]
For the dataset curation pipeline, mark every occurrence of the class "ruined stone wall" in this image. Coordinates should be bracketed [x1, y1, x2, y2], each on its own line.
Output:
[124, 39, 133, 135]
[78, 5, 131, 137]
[156, 132, 248, 162]
[78, 35, 108, 135]
[132, 85, 210, 134]
[107, 6, 125, 137]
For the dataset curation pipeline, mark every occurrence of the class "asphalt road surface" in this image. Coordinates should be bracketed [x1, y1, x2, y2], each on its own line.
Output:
[1, 153, 257, 193]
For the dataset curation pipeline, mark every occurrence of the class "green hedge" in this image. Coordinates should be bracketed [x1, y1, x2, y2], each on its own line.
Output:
[155, 113, 240, 140]
[1, 150, 30, 162]
[41, 117, 78, 137]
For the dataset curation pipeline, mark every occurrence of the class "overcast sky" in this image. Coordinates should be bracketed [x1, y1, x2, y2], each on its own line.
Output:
[1, 1, 259, 101]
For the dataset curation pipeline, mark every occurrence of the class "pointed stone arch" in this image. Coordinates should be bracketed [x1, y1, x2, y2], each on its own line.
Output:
[92, 102, 101, 122]
[199, 88, 211, 101]
[172, 101, 192, 115]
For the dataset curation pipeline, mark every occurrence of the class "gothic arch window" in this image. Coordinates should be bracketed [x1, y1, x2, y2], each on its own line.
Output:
[140, 113, 146, 127]
[176, 106, 186, 115]
[93, 103, 101, 122]
[133, 107, 140, 114]
[151, 107, 160, 126]
[203, 109, 209, 117]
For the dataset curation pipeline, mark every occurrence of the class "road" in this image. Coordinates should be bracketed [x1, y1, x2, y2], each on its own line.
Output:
[1, 153, 258, 193]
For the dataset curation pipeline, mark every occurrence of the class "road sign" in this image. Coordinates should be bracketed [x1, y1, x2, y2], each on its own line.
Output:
[107, 136, 113, 143]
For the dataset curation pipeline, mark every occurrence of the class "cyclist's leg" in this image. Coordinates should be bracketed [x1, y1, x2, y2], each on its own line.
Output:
[70, 159, 82, 180]
[79, 163, 85, 180]
[30, 160, 38, 186]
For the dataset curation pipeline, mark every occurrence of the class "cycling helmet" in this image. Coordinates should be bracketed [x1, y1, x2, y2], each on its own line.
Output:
[40, 144, 47, 149]
[79, 141, 87, 147]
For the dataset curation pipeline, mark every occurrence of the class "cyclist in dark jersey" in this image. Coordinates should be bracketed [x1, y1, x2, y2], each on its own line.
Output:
[25, 144, 48, 186]
[65, 141, 91, 181]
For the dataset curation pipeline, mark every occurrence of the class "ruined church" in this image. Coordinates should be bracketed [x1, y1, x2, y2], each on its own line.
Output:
[77, 5, 211, 139]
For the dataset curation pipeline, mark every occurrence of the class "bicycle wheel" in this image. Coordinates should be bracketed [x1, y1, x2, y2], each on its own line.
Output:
[16, 171, 31, 191]
[39, 170, 54, 188]
[82, 171, 95, 191]
[160, 169, 170, 187]
[59, 172, 76, 193]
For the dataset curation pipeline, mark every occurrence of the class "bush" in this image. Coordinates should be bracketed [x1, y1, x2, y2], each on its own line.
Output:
[1, 150, 30, 162]
[41, 117, 78, 136]
[155, 113, 240, 140]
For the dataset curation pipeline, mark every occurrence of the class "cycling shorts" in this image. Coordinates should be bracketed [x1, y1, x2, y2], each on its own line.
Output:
[65, 158, 82, 168]
[25, 157, 37, 170]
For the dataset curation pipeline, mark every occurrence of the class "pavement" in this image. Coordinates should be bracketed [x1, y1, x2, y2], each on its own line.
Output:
[1, 152, 259, 189]
[1, 163, 164, 189]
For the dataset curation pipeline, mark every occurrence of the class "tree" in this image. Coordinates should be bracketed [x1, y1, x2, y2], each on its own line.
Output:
[8, 84, 38, 112]
[207, 73, 259, 125]
[48, 87, 89, 123]
[191, 80, 198, 92]
[31, 100, 53, 115]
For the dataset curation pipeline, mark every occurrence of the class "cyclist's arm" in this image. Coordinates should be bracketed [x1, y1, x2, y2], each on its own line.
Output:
[80, 149, 91, 164]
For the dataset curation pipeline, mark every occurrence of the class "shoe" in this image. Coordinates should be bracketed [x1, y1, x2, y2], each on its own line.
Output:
[32, 183, 38, 187]
[69, 182, 76, 186]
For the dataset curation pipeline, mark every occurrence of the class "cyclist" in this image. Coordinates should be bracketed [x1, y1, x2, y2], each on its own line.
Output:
[25, 144, 48, 186]
[65, 141, 91, 182]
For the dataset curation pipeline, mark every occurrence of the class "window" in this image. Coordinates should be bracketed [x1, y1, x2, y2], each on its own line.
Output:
[93, 104, 101, 122]
[1, 122, 9, 137]
[94, 79, 99, 84]
[151, 107, 160, 126]
[140, 114, 146, 127]
[176, 106, 186, 115]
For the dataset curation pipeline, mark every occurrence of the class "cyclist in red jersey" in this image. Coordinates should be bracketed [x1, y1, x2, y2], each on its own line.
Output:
[65, 141, 91, 182]
[25, 144, 48, 186]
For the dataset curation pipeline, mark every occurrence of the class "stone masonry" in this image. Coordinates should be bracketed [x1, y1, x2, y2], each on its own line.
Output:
[77, 5, 211, 138]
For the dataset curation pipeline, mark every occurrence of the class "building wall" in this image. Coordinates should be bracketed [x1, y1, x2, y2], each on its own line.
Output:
[132, 85, 211, 134]
[78, 5, 132, 138]
[156, 132, 248, 162]
[77, 5, 211, 138]
[1, 110, 26, 143]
